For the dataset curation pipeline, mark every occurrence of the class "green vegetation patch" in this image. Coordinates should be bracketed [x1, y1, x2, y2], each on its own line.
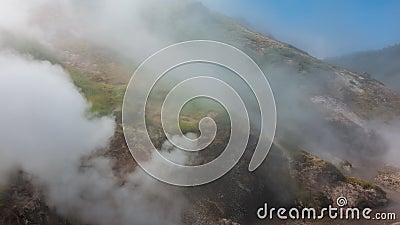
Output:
[67, 68, 125, 116]
[344, 176, 382, 191]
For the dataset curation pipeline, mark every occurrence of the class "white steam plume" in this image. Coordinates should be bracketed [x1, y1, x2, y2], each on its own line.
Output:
[0, 51, 186, 225]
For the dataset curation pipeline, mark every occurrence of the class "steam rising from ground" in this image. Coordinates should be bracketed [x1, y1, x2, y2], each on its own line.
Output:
[0, 1, 198, 224]
[375, 122, 400, 166]
[0, 51, 186, 225]
[0, 0, 187, 62]
[0, 51, 114, 183]
[160, 132, 198, 165]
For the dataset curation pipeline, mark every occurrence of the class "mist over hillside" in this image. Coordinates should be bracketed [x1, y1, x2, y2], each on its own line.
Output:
[327, 44, 400, 93]
[0, 0, 400, 225]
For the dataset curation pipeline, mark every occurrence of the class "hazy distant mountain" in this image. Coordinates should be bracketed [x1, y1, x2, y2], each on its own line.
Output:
[327, 44, 400, 92]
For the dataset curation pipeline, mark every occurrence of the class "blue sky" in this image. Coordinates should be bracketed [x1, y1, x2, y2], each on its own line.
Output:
[201, 0, 400, 58]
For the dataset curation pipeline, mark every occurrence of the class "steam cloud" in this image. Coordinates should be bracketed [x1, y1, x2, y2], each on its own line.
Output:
[0, 51, 115, 184]
[0, 51, 186, 225]
[0, 0, 399, 224]
[0, 0, 196, 224]
[0, 0, 187, 63]
[375, 122, 400, 165]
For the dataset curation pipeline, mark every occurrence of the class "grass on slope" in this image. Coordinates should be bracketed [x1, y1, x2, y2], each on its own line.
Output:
[67, 68, 125, 116]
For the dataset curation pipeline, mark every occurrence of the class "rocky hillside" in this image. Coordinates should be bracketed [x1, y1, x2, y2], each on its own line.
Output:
[1, 1, 400, 225]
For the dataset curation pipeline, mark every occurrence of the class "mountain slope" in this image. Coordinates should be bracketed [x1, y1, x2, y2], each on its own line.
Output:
[1, 1, 400, 225]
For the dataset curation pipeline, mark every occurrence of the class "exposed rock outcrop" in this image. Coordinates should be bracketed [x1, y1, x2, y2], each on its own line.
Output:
[289, 149, 387, 208]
